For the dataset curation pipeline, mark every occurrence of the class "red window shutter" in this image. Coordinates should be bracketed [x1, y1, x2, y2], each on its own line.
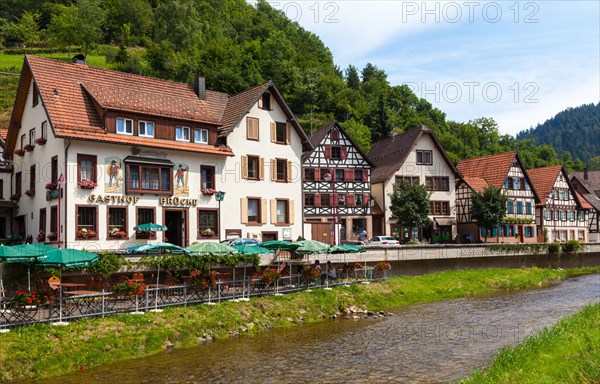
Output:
[331, 194, 337, 206]
[314, 194, 321, 206]
[347, 194, 355, 206]
[345, 169, 353, 181]
[363, 169, 368, 182]
[314, 168, 320, 180]
[325, 146, 331, 159]
[330, 131, 339, 140]
[329, 168, 335, 181]
[363, 193, 370, 206]
[341, 147, 347, 160]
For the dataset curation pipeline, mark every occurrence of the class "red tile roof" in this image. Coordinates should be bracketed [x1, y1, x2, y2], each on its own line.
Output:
[220, 82, 269, 135]
[576, 191, 594, 209]
[462, 176, 489, 194]
[527, 165, 562, 203]
[456, 152, 517, 189]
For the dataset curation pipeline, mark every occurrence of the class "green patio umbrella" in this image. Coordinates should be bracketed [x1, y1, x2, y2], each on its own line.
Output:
[261, 240, 301, 252]
[330, 244, 366, 253]
[295, 240, 332, 254]
[133, 223, 168, 231]
[0, 244, 55, 291]
[186, 242, 237, 256]
[36, 248, 99, 326]
[126, 243, 191, 312]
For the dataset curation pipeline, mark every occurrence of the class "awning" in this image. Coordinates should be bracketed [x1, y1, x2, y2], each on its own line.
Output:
[0, 200, 18, 209]
[434, 217, 457, 226]
[123, 155, 174, 166]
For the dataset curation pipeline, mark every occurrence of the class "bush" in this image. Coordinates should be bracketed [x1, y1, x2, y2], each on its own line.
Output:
[547, 242, 561, 255]
[89, 251, 131, 277]
[561, 239, 582, 254]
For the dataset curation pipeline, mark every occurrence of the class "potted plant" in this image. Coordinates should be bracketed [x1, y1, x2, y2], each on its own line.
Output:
[301, 266, 320, 283]
[112, 280, 147, 298]
[78, 179, 97, 189]
[47, 231, 57, 241]
[14, 149, 25, 157]
[24, 189, 35, 197]
[200, 228, 214, 237]
[375, 262, 391, 272]
[201, 188, 216, 196]
[12, 290, 55, 308]
[190, 271, 217, 290]
[24, 144, 35, 152]
[108, 227, 127, 238]
[76, 228, 97, 239]
[37, 230, 46, 242]
[45, 182, 57, 190]
[9, 193, 20, 202]
[35, 137, 47, 145]
[261, 268, 281, 286]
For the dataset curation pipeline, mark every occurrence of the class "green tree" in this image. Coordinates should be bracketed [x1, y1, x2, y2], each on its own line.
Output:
[2, 10, 40, 49]
[389, 181, 431, 240]
[588, 156, 600, 170]
[77, 0, 106, 56]
[340, 119, 372, 153]
[345, 65, 360, 90]
[470, 185, 507, 243]
[47, 5, 80, 58]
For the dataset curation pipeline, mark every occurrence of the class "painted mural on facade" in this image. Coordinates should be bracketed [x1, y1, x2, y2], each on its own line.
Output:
[173, 163, 189, 196]
[104, 157, 123, 193]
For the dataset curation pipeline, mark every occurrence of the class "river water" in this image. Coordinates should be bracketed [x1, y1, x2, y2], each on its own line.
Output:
[39, 274, 599, 384]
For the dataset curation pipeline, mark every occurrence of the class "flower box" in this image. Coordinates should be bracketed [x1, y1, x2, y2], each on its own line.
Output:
[12, 290, 55, 307]
[9, 193, 20, 202]
[14, 149, 25, 157]
[78, 180, 97, 189]
[47, 232, 57, 241]
[37, 231, 46, 242]
[200, 228, 215, 237]
[76, 228, 97, 239]
[201, 188, 216, 196]
[45, 183, 57, 190]
[108, 227, 127, 238]
[35, 137, 47, 145]
[24, 189, 35, 197]
[24, 144, 35, 152]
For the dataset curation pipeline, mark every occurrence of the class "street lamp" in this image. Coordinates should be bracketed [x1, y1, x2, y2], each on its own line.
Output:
[323, 171, 336, 245]
[215, 191, 225, 242]
[57, 173, 65, 248]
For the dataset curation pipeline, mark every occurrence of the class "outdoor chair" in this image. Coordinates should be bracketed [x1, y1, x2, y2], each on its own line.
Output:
[132, 272, 144, 282]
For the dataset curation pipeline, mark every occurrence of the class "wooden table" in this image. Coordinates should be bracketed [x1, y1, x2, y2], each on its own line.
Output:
[63, 290, 102, 296]
[59, 283, 87, 289]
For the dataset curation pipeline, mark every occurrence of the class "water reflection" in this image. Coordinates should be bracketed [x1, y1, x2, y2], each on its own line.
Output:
[37, 275, 599, 384]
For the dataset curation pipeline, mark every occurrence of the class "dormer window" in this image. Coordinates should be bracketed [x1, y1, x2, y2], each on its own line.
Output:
[116, 118, 133, 135]
[194, 129, 208, 144]
[139, 121, 154, 138]
[416, 150, 432, 165]
[176, 126, 190, 142]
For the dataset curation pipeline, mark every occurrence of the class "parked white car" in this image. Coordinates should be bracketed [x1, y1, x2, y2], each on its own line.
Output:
[369, 236, 400, 246]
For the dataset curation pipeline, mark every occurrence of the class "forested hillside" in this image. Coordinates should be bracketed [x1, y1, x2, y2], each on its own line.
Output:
[0, 0, 589, 171]
[517, 103, 599, 167]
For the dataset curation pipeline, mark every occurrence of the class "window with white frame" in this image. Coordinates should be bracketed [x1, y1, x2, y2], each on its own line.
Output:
[416, 150, 432, 165]
[41, 121, 47, 139]
[176, 126, 190, 141]
[276, 200, 289, 224]
[139, 121, 154, 137]
[29, 128, 35, 146]
[116, 118, 133, 135]
[194, 129, 208, 144]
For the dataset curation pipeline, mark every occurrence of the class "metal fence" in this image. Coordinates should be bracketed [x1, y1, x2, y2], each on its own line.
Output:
[0, 268, 388, 331]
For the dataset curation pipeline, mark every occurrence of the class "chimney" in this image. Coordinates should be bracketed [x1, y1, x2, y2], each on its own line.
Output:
[584, 168, 588, 180]
[72, 54, 86, 65]
[194, 73, 206, 101]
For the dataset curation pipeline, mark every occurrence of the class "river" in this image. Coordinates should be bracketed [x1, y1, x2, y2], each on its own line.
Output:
[37, 274, 599, 383]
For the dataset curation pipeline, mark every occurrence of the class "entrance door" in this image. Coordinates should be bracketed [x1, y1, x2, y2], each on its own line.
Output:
[164, 210, 186, 246]
[518, 225, 524, 243]
[262, 232, 278, 242]
[311, 223, 332, 244]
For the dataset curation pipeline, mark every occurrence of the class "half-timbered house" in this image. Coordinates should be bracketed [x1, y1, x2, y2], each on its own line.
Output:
[3, 55, 309, 250]
[570, 170, 600, 242]
[456, 152, 538, 243]
[368, 126, 459, 242]
[528, 165, 589, 242]
[302, 121, 373, 244]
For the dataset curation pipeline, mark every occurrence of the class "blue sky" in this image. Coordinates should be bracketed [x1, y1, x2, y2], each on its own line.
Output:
[265, 1, 600, 136]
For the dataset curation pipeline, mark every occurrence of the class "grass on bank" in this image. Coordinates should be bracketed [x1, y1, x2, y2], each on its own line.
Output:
[0, 267, 598, 382]
[460, 303, 600, 384]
